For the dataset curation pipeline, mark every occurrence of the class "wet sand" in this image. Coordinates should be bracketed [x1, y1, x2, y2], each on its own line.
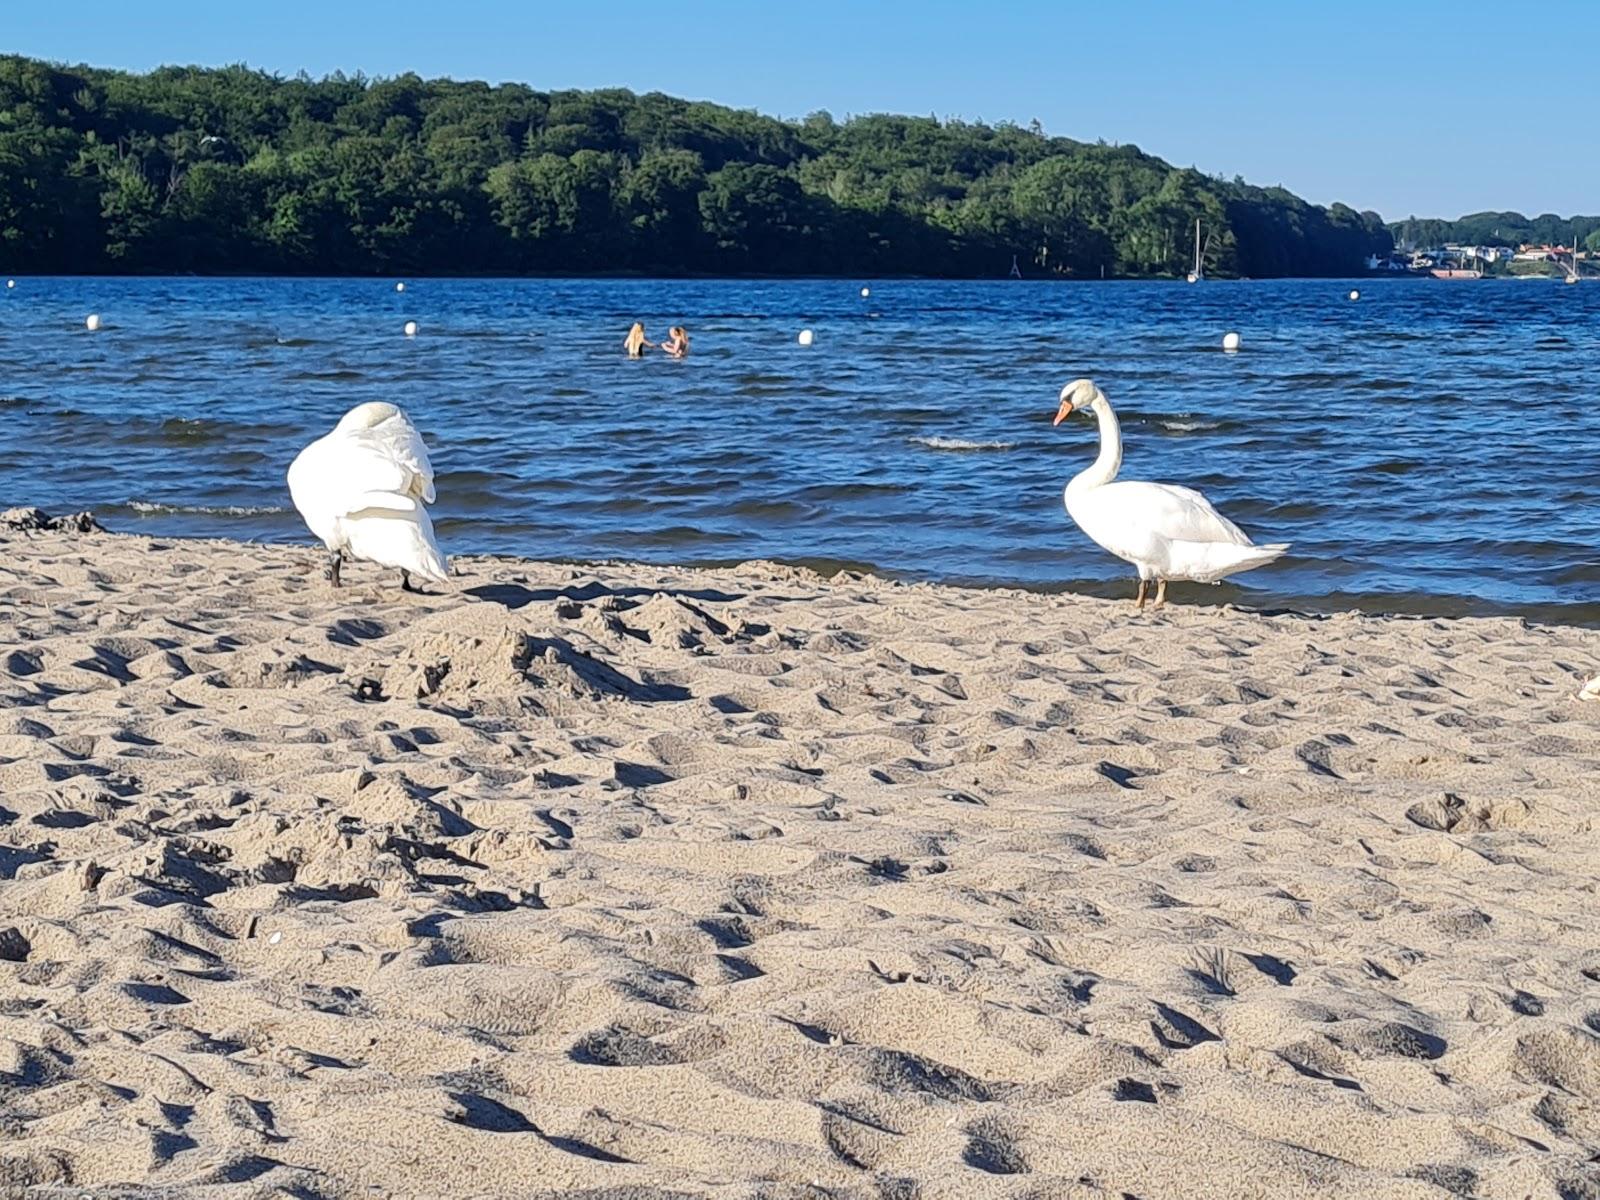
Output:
[3, 522, 1599, 1198]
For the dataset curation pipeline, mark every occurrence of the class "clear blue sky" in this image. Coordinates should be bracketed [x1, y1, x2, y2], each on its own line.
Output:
[10, 0, 1597, 219]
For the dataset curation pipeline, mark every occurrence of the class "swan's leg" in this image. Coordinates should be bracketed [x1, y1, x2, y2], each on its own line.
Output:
[1135, 579, 1148, 610]
[1154, 579, 1168, 609]
[326, 549, 343, 589]
[400, 569, 421, 594]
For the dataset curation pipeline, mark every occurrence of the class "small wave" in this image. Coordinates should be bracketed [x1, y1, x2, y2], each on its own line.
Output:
[159, 417, 223, 437]
[288, 369, 366, 382]
[1156, 419, 1220, 433]
[725, 499, 811, 520]
[798, 482, 913, 501]
[909, 436, 1016, 452]
[128, 500, 287, 516]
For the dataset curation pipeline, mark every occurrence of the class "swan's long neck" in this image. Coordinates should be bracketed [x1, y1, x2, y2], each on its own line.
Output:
[1068, 398, 1122, 493]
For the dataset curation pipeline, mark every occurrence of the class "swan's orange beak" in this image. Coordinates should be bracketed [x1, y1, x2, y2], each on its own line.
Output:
[1053, 399, 1075, 426]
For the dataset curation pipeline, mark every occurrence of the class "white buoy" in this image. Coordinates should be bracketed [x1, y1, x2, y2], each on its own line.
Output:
[403, 320, 419, 338]
[85, 313, 101, 332]
[1348, 289, 1360, 301]
[1221, 331, 1240, 352]
[395, 282, 406, 292]
[797, 328, 815, 346]
[860, 287, 870, 298]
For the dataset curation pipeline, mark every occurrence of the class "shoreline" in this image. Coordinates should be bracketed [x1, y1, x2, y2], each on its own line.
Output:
[37, 510, 1600, 631]
[1, 269, 1404, 283]
[3, 525, 1599, 1196]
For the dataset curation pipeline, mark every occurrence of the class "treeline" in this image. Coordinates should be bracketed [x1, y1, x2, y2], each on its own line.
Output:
[1391, 211, 1600, 250]
[0, 55, 1393, 278]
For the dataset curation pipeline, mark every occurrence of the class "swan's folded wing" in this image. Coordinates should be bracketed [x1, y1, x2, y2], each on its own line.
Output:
[1103, 481, 1253, 546]
[367, 414, 437, 503]
[289, 426, 433, 525]
[309, 419, 435, 511]
[324, 435, 413, 502]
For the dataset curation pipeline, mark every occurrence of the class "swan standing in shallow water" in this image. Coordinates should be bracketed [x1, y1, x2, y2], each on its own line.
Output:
[1053, 379, 1289, 609]
[287, 402, 449, 592]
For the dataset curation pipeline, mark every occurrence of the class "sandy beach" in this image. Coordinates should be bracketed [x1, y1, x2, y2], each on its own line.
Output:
[3, 518, 1600, 1199]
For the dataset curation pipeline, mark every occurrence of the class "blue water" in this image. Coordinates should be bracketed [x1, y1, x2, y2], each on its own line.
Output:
[2, 276, 1597, 621]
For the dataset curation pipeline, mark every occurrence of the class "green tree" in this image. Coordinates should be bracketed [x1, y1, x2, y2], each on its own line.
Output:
[699, 163, 809, 268]
[100, 166, 162, 263]
[620, 149, 706, 262]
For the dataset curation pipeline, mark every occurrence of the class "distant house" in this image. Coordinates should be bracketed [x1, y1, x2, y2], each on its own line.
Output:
[1437, 244, 1507, 263]
[1515, 244, 1559, 261]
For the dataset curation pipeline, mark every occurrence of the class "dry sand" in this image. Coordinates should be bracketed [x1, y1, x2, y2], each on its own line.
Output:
[3, 520, 1600, 1199]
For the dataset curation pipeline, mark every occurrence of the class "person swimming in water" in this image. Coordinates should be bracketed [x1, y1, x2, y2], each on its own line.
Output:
[624, 322, 655, 358]
[661, 326, 689, 358]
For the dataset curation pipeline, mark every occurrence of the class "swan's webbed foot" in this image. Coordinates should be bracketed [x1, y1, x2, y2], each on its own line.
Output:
[400, 569, 423, 595]
[1153, 579, 1168, 610]
[326, 550, 343, 589]
[1135, 579, 1148, 611]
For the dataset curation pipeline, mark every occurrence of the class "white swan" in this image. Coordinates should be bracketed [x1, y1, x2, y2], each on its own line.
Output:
[1580, 674, 1600, 702]
[1053, 379, 1289, 609]
[287, 402, 449, 591]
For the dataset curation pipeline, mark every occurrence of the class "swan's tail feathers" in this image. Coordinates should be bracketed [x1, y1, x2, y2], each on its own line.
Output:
[410, 533, 451, 584]
[342, 510, 450, 584]
[401, 507, 450, 583]
[1176, 540, 1291, 583]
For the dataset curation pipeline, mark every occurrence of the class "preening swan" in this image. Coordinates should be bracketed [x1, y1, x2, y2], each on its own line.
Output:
[287, 402, 449, 592]
[1053, 379, 1288, 609]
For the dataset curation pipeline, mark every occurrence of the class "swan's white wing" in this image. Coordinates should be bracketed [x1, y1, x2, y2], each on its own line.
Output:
[331, 434, 420, 506]
[359, 412, 436, 503]
[313, 415, 436, 512]
[288, 416, 436, 526]
[1096, 480, 1253, 546]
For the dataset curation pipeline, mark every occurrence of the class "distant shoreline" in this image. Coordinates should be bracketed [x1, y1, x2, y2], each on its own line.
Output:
[0, 269, 1426, 282]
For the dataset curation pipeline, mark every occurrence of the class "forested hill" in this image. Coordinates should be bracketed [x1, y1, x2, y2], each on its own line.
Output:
[0, 55, 1392, 278]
